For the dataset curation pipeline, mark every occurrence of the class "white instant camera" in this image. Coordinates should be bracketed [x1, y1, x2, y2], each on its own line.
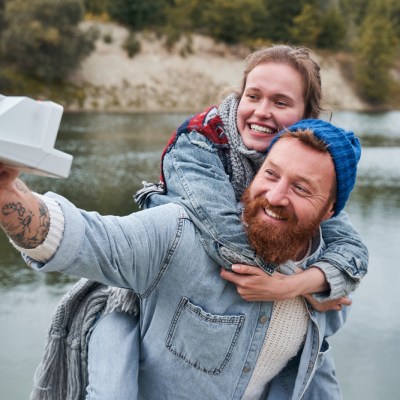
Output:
[0, 94, 73, 178]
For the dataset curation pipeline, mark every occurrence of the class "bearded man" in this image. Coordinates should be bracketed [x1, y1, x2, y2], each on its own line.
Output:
[0, 119, 361, 399]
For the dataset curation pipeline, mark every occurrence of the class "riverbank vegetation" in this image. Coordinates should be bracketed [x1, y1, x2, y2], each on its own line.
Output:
[0, 0, 399, 109]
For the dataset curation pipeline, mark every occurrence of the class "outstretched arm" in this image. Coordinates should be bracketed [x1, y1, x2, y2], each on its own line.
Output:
[0, 164, 49, 249]
[0, 163, 183, 293]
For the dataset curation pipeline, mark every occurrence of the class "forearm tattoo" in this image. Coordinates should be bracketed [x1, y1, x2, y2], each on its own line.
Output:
[2, 197, 50, 249]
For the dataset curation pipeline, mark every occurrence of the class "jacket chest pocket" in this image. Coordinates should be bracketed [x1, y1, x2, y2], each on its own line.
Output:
[166, 297, 245, 375]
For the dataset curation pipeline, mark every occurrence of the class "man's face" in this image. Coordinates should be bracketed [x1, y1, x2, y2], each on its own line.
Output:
[242, 137, 336, 264]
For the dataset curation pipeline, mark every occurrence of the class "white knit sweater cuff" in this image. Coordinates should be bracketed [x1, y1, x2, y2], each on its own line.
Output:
[10, 193, 65, 263]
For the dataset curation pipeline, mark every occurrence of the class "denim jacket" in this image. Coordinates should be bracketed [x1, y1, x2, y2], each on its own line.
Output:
[143, 128, 368, 300]
[29, 194, 347, 399]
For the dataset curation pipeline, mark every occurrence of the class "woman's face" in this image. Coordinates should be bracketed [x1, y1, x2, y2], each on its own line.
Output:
[237, 62, 306, 152]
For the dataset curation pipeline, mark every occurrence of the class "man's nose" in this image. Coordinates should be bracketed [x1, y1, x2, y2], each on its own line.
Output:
[265, 181, 290, 207]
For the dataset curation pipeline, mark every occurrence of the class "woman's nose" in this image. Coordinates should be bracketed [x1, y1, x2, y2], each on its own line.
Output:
[254, 100, 272, 119]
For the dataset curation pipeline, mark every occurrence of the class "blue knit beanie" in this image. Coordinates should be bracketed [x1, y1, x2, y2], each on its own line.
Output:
[268, 119, 361, 217]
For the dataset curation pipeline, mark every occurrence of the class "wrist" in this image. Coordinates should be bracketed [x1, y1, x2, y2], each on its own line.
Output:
[294, 267, 329, 296]
[276, 274, 303, 300]
[286, 273, 306, 298]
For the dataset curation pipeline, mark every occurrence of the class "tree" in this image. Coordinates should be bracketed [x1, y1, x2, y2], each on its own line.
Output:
[379, 0, 400, 39]
[338, 0, 372, 25]
[1, 0, 96, 82]
[84, 0, 108, 15]
[0, 0, 5, 35]
[162, 0, 204, 47]
[201, 0, 268, 44]
[317, 6, 346, 49]
[289, 4, 321, 48]
[260, 0, 306, 42]
[107, 0, 169, 31]
[354, 6, 398, 104]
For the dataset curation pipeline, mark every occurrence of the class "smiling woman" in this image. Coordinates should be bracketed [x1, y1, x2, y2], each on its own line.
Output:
[236, 63, 305, 152]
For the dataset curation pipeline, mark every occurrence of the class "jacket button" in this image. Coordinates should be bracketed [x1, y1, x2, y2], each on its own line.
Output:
[259, 315, 268, 324]
[243, 367, 251, 373]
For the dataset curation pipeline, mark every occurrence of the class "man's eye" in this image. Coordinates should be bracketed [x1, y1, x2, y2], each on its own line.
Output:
[294, 184, 309, 194]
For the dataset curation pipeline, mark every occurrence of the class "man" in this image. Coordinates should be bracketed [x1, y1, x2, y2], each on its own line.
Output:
[0, 119, 361, 399]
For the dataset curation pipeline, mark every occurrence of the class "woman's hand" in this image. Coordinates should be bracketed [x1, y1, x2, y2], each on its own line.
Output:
[221, 263, 352, 313]
[304, 293, 352, 312]
[220, 264, 298, 301]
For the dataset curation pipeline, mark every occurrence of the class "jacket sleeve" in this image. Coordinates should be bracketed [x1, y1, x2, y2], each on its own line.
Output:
[25, 193, 183, 296]
[157, 130, 274, 271]
[313, 210, 369, 300]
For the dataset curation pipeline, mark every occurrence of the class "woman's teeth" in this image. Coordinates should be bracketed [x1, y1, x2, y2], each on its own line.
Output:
[250, 124, 274, 134]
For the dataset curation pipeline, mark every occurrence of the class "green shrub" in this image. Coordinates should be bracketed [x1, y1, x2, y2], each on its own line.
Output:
[123, 32, 141, 58]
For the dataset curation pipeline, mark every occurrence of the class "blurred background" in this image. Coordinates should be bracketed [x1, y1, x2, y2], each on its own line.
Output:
[1, 0, 400, 399]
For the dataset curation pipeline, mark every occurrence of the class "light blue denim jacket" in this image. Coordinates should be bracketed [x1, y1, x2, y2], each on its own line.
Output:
[29, 194, 347, 399]
[144, 129, 369, 300]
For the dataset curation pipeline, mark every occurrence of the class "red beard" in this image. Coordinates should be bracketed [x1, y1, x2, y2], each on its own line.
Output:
[242, 189, 324, 265]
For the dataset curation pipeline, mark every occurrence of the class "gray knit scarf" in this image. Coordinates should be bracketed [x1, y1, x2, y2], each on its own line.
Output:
[218, 94, 266, 200]
[30, 280, 138, 400]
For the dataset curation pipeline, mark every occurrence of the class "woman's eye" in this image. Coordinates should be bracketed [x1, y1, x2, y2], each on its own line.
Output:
[265, 169, 277, 179]
[247, 93, 258, 100]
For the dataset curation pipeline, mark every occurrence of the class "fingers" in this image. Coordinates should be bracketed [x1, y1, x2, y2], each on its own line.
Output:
[336, 297, 352, 311]
[333, 296, 352, 311]
[304, 293, 352, 313]
[220, 267, 252, 286]
[220, 264, 261, 285]
[220, 268, 238, 284]
[231, 264, 260, 275]
[340, 296, 352, 306]
[0, 163, 19, 184]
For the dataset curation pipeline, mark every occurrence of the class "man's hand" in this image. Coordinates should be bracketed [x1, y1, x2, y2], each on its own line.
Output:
[0, 163, 49, 249]
[0, 163, 20, 189]
[220, 264, 299, 301]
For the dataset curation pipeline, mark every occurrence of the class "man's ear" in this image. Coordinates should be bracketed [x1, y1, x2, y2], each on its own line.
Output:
[322, 202, 335, 221]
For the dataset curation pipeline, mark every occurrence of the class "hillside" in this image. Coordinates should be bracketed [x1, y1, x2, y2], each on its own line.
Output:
[68, 22, 368, 113]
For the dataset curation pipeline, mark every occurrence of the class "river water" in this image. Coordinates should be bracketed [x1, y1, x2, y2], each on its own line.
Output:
[0, 110, 399, 399]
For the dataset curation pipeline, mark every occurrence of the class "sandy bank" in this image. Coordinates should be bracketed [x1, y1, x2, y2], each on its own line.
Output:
[68, 22, 368, 113]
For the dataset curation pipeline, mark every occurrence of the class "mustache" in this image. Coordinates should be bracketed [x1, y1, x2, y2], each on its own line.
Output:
[247, 196, 294, 222]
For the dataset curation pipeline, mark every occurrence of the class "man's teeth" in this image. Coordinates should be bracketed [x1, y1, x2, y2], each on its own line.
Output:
[264, 208, 284, 220]
[250, 124, 274, 134]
